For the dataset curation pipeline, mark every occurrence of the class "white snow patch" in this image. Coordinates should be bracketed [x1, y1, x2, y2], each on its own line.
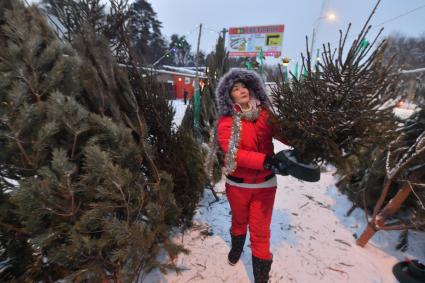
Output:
[393, 107, 415, 120]
[4, 177, 19, 187]
[171, 99, 188, 128]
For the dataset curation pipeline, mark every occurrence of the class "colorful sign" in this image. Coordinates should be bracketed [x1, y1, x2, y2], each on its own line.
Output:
[228, 25, 284, 57]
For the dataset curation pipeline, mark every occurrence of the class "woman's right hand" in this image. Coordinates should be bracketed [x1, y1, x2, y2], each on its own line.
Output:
[263, 154, 289, 175]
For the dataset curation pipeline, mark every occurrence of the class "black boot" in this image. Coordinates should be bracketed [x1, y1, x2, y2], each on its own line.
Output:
[252, 255, 272, 283]
[227, 233, 246, 265]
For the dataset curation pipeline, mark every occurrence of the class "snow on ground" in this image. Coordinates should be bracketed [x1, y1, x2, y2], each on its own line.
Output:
[143, 139, 425, 283]
[172, 99, 188, 128]
[147, 101, 425, 282]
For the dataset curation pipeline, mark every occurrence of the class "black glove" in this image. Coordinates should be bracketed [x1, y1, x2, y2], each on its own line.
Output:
[263, 154, 289, 175]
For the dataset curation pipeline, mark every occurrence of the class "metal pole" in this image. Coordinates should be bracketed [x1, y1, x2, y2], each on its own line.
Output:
[220, 28, 227, 76]
[194, 23, 203, 129]
[152, 52, 170, 67]
[310, 0, 328, 66]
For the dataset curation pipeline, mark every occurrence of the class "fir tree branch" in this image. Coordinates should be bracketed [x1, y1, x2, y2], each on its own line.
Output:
[17, 75, 41, 104]
[106, 12, 162, 186]
[123, 113, 138, 135]
[112, 180, 130, 225]
[0, 221, 30, 236]
[7, 132, 34, 168]
[71, 134, 78, 160]
[392, 131, 425, 175]
[88, 203, 127, 210]
[346, 203, 357, 217]
[362, 187, 369, 222]
[372, 169, 424, 223]
[41, 206, 76, 217]
[373, 133, 425, 220]
[372, 178, 394, 220]
[145, 154, 160, 186]
[70, 190, 76, 222]
[378, 222, 425, 231]
[407, 181, 425, 210]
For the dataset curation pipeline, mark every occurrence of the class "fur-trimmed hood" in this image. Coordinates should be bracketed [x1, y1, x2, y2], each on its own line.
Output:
[215, 68, 271, 117]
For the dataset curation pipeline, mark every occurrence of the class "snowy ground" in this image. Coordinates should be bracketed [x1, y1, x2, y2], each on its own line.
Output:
[172, 99, 188, 128]
[143, 137, 425, 283]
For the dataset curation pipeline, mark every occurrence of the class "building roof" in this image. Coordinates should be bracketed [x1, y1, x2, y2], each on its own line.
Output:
[117, 64, 208, 79]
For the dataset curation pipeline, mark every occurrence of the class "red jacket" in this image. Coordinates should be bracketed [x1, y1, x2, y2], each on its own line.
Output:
[217, 107, 282, 183]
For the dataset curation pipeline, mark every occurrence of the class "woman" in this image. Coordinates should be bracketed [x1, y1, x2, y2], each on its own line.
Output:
[215, 68, 288, 283]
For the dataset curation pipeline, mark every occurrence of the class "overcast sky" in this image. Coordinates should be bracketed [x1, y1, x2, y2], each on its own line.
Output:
[150, 0, 425, 67]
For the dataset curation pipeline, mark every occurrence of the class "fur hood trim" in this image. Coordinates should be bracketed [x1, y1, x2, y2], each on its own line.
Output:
[215, 68, 270, 117]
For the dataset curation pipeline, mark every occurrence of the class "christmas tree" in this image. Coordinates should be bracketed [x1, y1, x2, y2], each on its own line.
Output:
[271, 0, 425, 247]
[0, 1, 209, 281]
[355, 107, 425, 246]
[271, 0, 398, 176]
[334, 29, 425, 248]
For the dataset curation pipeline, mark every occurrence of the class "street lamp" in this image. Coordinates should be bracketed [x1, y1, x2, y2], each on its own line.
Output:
[310, 12, 336, 64]
[281, 57, 290, 82]
[327, 12, 336, 21]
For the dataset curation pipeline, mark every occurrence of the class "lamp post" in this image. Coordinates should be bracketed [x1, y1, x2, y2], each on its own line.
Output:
[310, 12, 336, 65]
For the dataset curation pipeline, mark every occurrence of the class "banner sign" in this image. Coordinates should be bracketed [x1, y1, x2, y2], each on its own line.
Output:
[228, 25, 284, 57]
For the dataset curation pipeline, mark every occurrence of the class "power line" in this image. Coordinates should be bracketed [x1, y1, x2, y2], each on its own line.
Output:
[152, 24, 201, 66]
[203, 25, 221, 35]
[183, 24, 202, 39]
[372, 3, 425, 30]
[326, 3, 425, 47]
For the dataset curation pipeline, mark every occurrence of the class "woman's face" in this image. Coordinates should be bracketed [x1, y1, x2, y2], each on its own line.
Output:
[230, 82, 250, 105]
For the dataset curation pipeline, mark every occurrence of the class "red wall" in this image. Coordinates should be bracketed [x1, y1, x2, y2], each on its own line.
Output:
[173, 75, 194, 99]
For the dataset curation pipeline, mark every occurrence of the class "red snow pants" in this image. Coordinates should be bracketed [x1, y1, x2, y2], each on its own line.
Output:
[225, 183, 277, 260]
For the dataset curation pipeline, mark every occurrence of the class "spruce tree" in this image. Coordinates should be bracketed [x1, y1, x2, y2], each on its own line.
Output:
[168, 34, 191, 66]
[130, 76, 208, 225]
[337, 68, 425, 232]
[127, 0, 168, 65]
[271, 0, 398, 176]
[353, 101, 425, 247]
[43, 0, 209, 224]
[0, 1, 187, 281]
[333, 15, 425, 248]
[269, 0, 425, 247]
[42, 0, 107, 41]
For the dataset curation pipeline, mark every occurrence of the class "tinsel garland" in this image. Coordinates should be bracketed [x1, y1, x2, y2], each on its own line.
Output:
[224, 113, 242, 175]
[224, 107, 260, 175]
[205, 106, 261, 180]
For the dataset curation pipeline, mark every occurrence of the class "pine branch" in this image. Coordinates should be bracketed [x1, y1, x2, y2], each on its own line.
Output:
[112, 180, 130, 225]
[378, 222, 425, 231]
[407, 181, 425, 210]
[17, 75, 41, 104]
[5, 131, 35, 168]
[0, 221, 30, 236]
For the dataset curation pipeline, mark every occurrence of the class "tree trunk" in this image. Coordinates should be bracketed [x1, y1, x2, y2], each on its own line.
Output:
[356, 181, 413, 247]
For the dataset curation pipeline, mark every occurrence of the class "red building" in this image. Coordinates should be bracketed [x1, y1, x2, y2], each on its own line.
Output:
[150, 66, 207, 100]
[155, 66, 207, 99]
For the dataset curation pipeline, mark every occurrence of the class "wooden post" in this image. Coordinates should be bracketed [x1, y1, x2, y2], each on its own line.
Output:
[356, 182, 413, 246]
[357, 170, 424, 247]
